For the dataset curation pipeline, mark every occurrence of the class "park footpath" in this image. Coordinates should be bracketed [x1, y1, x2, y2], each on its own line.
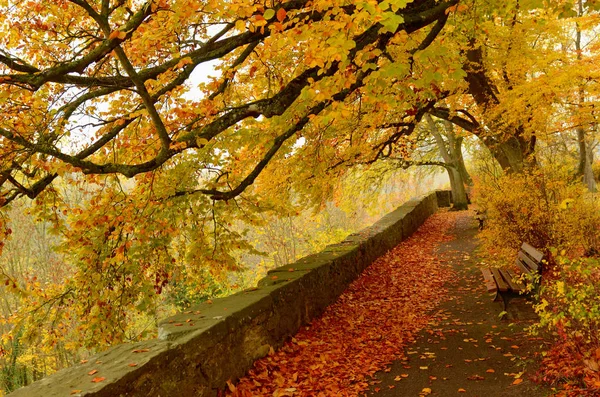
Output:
[367, 211, 552, 397]
[229, 211, 554, 397]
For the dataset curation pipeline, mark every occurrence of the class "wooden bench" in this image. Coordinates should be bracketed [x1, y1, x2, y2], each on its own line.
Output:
[480, 243, 544, 311]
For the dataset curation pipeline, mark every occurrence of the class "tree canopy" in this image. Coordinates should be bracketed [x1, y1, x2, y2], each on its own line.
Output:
[1, 0, 600, 392]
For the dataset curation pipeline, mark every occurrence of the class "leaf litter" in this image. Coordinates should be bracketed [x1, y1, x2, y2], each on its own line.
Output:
[228, 212, 457, 396]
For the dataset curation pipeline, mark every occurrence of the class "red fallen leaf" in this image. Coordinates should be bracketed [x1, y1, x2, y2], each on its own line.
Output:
[174, 323, 183, 326]
[467, 375, 485, 381]
[458, 388, 466, 393]
[128, 363, 137, 367]
[511, 345, 520, 349]
[91, 377, 106, 383]
[225, 213, 457, 397]
[226, 380, 236, 392]
[513, 378, 523, 385]
[132, 348, 150, 353]
[486, 369, 495, 373]
[271, 276, 278, 280]
[88, 369, 98, 375]
[70, 390, 82, 395]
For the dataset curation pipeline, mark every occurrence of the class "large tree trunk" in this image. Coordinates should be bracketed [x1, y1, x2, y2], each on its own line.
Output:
[583, 142, 597, 192]
[448, 166, 469, 210]
[575, 0, 597, 192]
[463, 45, 537, 173]
[425, 114, 469, 210]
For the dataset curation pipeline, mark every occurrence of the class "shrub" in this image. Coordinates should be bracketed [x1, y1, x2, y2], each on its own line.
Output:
[533, 255, 600, 394]
[475, 169, 600, 268]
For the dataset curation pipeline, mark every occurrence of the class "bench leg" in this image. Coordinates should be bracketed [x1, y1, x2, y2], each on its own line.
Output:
[499, 293, 509, 312]
[492, 291, 509, 312]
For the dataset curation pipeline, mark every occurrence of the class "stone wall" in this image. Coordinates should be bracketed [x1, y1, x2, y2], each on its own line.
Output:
[9, 190, 451, 397]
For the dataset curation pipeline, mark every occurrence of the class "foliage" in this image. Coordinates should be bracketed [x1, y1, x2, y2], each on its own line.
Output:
[0, 0, 598, 393]
[534, 255, 600, 395]
[475, 169, 600, 268]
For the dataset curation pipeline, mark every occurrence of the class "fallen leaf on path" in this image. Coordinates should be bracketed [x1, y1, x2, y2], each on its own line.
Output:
[226, 213, 457, 396]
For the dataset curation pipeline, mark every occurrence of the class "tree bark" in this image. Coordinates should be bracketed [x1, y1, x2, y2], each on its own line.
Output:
[462, 45, 537, 173]
[425, 114, 469, 210]
[575, 0, 597, 192]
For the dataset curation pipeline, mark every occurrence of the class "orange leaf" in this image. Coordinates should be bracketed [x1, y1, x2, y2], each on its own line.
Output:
[132, 348, 150, 353]
[108, 30, 127, 40]
[512, 378, 523, 385]
[70, 390, 82, 395]
[128, 363, 137, 367]
[175, 57, 193, 69]
[88, 369, 98, 375]
[227, 380, 236, 392]
[276, 8, 287, 22]
[486, 369, 495, 373]
[91, 377, 106, 383]
[445, 5, 458, 14]
[458, 388, 466, 393]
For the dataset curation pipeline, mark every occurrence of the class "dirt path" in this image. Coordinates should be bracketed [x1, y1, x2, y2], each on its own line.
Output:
[368, 211, 553, 397]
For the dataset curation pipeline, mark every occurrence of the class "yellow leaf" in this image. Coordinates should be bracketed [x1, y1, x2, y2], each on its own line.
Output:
[235, 20, 246, 31]
[263, 9, 275, 20]
[196, 137, 209, 146]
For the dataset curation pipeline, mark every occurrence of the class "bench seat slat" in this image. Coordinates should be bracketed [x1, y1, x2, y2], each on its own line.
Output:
[516, 258, 531, 275]
[506, 269, 525, 291]
[518, 251, 539, 272]
[521, 242, 544, 263]
[499, 269, 523, 293]
[481, 268, 498, 293]
[491, 268, 509, 292]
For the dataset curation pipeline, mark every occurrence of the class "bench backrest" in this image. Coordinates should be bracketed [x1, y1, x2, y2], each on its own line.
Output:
[515, 242, 544, 275]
